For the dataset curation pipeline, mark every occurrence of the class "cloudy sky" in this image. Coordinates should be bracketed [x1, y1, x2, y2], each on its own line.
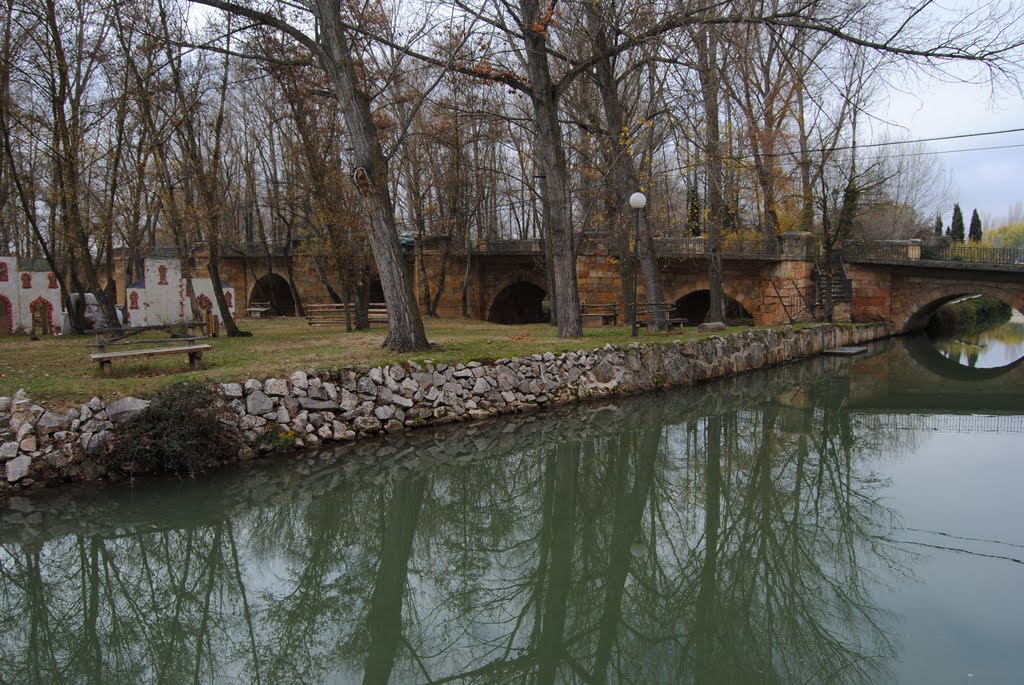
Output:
[879, 74, 1023, 228]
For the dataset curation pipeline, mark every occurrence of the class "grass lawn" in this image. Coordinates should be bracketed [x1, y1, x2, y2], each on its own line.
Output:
[0, 317, 772, 407]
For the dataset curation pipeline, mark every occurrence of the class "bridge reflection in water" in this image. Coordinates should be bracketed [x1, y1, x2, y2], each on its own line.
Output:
[0, 337, 1020, 684]
[858, 412, 1024, 434]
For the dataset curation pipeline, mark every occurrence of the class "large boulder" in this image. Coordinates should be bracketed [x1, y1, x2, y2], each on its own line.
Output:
[264, 378, 288, 397]
[353, 416, 382, 433]
[1, 442, 19, 462]
[107, 397, 150, 423]
[6, 455, 31, 483]
[246, 391, 274, 416]
[37, 411, 71, 436]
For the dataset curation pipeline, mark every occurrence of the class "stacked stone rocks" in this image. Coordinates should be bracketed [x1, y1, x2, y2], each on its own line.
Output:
[1, 323, 891, 488]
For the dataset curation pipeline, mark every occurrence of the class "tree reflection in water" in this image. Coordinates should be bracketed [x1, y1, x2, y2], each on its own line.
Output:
[0, 356, 913, 684]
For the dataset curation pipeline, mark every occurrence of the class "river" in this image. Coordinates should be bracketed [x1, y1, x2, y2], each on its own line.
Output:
[930, 313, 1024, 369]
[1, 333, 1022, 684]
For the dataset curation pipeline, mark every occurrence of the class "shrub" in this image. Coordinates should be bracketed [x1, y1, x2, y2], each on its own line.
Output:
[105, 382, 241, 477]
[256, 424, 298, 453]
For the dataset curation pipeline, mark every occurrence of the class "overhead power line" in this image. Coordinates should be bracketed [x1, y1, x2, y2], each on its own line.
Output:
[860, 126, 1024, 149]
[862, 142, 1024, 159]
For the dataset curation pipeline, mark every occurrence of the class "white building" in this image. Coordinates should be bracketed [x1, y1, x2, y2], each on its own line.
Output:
[2, 255, 235, 336]
[125, 257, 236, 329]
[0, 256, 64, 336]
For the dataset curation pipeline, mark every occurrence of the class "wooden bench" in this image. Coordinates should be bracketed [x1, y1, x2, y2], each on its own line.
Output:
[91, 345, 212, 375]
[89, 323, 211, 375]
[636, 302, 687, 332]
[246, 301, 271, 318]
[305, 302, 388, 327]
[581, 303, 618, 327]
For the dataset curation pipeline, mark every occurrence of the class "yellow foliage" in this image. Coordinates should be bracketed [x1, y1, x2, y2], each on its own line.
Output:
[983, 223, 1024, 249]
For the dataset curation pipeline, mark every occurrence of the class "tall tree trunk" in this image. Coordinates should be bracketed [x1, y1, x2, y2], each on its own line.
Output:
[208, 237, 246, 336]
[695, 27, 726, 323]
[428, 236, 451, 317]
[314, 255, 344, 304]
[312, 0, 428, 352]
[520, 0, 581, 337]
[42, 0, 122, 331]
[584, 0, 665, 323]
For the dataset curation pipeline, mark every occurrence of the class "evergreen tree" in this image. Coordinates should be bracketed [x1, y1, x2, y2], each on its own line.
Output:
[934, 213, 943, 237]
[950, 203, 966, 243]
[686, 184, 702, 236]
[968, 208, 983, 242]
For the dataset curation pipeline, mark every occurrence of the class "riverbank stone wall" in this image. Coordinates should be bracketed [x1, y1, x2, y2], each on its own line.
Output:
[1, 323, 891, 490]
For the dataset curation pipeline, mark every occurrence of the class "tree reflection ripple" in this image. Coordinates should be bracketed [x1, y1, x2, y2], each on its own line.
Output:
[0, 350, 963, 684]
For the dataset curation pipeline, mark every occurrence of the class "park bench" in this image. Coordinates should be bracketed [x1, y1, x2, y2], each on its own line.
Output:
[246, 301, 271, 318]
[581, 303, 618, 327]
[89, 323, 211, 375]
[305, 302, 389, 327]
[636, 302, 687, 332]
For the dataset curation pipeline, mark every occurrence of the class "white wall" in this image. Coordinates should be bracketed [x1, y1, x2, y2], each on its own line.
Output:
[128, 259, 235, 328]
[0, 257, 63, 334]
[142, 258, 185, 325]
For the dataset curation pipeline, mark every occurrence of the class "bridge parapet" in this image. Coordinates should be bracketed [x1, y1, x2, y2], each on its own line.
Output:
[470, 235, 784, 259]
[845, 240, 1024, 272]
[779, 232, 815, 259]
[473, 239, 544, 255]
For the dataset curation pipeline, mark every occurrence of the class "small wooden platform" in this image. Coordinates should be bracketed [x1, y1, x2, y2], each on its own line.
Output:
[636, 302, 687, 332]
[306, 302, 388, 327]
[581, 303, 619, 327]
[90, 344, 212, 375]
[824, 346, 868, 356]
[246, 301, 271, 318]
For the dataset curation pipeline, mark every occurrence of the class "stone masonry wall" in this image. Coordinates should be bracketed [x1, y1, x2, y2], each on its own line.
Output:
[1, 323, 891, 491]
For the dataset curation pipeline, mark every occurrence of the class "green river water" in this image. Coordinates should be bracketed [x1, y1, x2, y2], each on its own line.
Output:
[1, 330, 1022, 684]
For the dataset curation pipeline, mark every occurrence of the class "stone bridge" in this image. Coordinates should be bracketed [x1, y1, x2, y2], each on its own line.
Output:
[108, 235, 1022, 330]
[414, 235, 1024, 332]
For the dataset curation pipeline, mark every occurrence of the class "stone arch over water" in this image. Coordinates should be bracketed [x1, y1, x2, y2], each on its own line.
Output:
[487, 281, 549, 324]
[892, 283, 1024, 333]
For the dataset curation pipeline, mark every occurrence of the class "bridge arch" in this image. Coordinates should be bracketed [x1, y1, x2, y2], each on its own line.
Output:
[249, 273, 296, 316]
[488, 281, 549, 324]
[669, 286, 756, 325]
[894, 285, 1024, 333]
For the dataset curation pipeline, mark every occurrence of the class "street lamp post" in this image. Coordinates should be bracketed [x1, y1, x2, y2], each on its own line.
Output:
[629, 192, 646, 337]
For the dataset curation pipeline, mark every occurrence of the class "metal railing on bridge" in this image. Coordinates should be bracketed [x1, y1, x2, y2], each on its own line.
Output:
[472, 239, 545, 255]
[853, 412, 1024, 434]
[470, 236, 1023, 268]
[656, 236, 782, 258]
[844, 240, 1024, 267]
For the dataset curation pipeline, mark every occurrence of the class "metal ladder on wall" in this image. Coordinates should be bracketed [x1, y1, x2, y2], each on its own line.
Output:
[813, 253, 852, 306]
